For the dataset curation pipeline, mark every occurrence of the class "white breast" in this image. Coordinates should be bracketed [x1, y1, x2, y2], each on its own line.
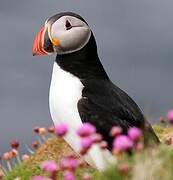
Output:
[49, 62, 116, 170]
[49, 62, 84, 152]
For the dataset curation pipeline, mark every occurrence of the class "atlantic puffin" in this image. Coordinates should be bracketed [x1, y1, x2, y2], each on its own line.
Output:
[32, 12, 159, 170]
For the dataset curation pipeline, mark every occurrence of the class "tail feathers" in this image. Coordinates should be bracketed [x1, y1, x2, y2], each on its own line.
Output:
[143, 121, 160, 146]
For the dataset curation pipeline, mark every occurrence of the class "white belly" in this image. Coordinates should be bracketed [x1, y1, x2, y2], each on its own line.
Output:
[49, 62, 83, 151]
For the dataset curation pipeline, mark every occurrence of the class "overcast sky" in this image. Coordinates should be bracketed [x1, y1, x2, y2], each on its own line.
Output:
[0, 0, 173, 153]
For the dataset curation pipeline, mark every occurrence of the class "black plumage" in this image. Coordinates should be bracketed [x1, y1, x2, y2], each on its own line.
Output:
[56, 30, 159, 148]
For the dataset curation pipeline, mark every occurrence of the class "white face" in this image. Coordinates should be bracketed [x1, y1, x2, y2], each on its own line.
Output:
[47, 15, 91, 54]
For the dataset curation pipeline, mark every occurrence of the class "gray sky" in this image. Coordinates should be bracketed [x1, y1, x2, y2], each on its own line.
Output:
[0, 0, 173, 153]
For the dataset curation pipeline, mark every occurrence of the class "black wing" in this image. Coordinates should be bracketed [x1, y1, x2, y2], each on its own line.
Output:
[78, 79, 159, 147]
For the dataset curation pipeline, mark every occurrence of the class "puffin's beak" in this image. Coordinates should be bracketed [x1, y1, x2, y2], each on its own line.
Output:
[32, 26, 48, 56]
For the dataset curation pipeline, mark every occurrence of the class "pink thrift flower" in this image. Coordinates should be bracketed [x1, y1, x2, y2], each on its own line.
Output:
[54, 123, 68, 137]
[64, 171, 75, 180]
[80, 137, 93, 150]
[110, 126, 122, 137]
[41, 160, 58, 173]
[31, 176, 46, 180]
[22, 154, 30, 161]
[99, 141, 108, 150]
[128, 127, 142, 142]
[68, 158, 78, 171]
[33, 127, 40, 134]
[83, 173, 92, 180]
[113, 135, 133, 151]
[10, 139, 20, 149]
[77, 123, 96, 137]
[60, 157, 78, 171]
[167, 110, 173, 123]
[91, 133, 103, 143]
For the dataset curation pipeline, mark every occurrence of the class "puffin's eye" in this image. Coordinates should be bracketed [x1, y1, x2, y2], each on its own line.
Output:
[65, 20, 72, 30]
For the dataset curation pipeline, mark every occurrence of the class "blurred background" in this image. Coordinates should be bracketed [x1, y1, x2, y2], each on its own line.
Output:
[0, 0, 173, 153]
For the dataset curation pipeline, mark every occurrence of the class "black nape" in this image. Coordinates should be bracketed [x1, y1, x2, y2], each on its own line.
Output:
[55, 33, 109, 80]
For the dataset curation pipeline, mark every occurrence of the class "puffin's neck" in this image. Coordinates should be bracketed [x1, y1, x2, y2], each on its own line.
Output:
[55, 33, 109, 80]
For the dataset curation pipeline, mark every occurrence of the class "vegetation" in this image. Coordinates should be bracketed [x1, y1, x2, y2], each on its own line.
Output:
[2, 110, 173, 180]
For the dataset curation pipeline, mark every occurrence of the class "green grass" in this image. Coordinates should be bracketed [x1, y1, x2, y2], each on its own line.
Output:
[5, 125, 173, 180]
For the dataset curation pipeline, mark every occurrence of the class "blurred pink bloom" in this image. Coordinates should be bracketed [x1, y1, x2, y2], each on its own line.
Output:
[22, 154, 30, 161]
[41, 160, 58, 173]
[11, 149, 18, 157]
[83, 173, 92, 180]
[110, 126, 122, 137]
[117, 163, 130, 174]
[60, 157, 78, 171]
[31, 176, 46, 180]
[33, 127, 40, 134]
[2, 152, 12, 160]
[77, 123, 96, 137]
[47, 126, 55, 133]
[10, 139, 20, 149]
[128, 127, 142, 142]
[91, 133, 103, 143]
[99, 141, 108, 149]
[164, 135, 173, 145]
[32, 141, 40, 150]
[159, 116, 165, 123]
[113, 135, 133, 151]
[167, 110, 173, 123]
[68, 158, 78, 171]
[54, 123, 68, 137]
[80, 137, 93, 150]
[38, 128, 46, 136]
[64, 171, 75, 180]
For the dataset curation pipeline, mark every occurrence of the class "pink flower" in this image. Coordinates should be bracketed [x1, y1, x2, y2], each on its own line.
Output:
[167, 110, 173, 123]
[47, 126, 55, 133]
[31, 176, 46, 180]
[41, 160, 58, 173]
[80, 137, 93, 150]
[64, 171, 75, 180]
[54, 123, 68, 137]
[2, 152, 12, 160]
[113, 135, 133, 152]
[38, 127, 46, 136]
[83, 173, 92, 180]
[60, 157, 78, 171]
[77, 123, 96, 137]
[128, 127, 142, 142]
[33, 127, 40, 134]
[22, 154, 30, 161]
[10, 139, 20, 149]
[110, 126, 122, 137]
[99, 141, 108, 150]
[68, 158, 78, 171]
[91, 133, 103, 143]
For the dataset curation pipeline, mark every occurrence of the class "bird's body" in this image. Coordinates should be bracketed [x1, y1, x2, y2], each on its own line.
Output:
[33, 12, 159, 171]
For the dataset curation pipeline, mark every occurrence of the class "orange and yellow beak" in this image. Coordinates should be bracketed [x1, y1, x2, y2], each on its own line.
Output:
[32, 26, 48, 56]
[32, 25, 60, 56]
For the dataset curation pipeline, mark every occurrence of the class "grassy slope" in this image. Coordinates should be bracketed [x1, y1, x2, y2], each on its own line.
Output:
[5, 125, 173, 180]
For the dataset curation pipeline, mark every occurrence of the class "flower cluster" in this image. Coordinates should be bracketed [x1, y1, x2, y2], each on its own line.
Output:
[31, 122, 143, 179]
[2, 108, 173, 179]
[0, 125, 56, 176]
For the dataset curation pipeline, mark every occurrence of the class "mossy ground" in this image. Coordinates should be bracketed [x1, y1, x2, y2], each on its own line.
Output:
[5, 124, 173, 180]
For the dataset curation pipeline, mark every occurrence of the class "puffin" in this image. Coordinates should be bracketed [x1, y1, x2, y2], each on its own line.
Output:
[32, 12, 159, 170]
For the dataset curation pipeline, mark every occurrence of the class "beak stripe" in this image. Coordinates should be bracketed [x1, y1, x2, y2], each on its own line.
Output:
[32, 26, 48, 56]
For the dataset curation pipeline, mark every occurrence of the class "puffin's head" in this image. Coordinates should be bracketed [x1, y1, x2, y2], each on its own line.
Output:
[32, 12, 91, 56]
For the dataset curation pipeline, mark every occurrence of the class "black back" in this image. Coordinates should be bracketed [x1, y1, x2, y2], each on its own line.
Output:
[55, 20, 159, 147]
